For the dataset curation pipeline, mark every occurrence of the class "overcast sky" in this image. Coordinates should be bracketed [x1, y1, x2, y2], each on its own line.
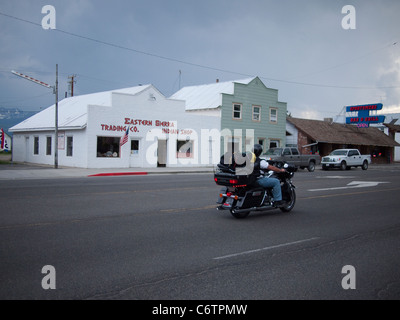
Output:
[1, 0, 399, 120]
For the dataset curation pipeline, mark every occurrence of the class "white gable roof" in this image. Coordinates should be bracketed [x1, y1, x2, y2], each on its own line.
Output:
[10, 85, 152, 132]
[170, 77, 255, 111]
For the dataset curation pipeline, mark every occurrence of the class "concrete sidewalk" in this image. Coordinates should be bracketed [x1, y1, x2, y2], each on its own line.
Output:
[0, 162, 215, 180]
[1, 161, 400, 180]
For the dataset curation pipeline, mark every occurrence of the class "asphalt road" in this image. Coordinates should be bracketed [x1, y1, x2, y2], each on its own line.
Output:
[1, 166, 400, 300]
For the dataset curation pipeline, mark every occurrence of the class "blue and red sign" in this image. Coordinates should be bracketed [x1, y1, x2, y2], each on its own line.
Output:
[345, 103, 385, 127]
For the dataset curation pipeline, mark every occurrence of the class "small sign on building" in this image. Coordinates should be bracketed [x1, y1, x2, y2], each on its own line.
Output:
[1, 128, 12, 152]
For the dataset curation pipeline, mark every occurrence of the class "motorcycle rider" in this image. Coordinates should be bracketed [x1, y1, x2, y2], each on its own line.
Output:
[252, 144, 286, 207]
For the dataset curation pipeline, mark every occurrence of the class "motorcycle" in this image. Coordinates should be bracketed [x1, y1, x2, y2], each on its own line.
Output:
[214, 159, 296, 219]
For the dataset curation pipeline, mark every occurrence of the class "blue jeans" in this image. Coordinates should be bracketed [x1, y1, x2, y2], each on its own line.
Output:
[256, 177, 282, 201]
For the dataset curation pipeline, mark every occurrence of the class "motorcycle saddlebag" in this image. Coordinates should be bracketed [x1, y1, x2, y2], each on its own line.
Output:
[237, 189, 266, 209]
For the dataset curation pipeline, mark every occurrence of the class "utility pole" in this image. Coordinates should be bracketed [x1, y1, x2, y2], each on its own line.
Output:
[12, 65, 59, 169]
[68, 74, 76, 97]
[55, 64, 59, 169]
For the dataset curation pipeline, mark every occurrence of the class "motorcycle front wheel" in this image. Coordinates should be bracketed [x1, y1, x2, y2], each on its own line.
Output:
[280, 187, 296, 212]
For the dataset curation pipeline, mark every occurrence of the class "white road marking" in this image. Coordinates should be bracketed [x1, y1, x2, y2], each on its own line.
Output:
[315, 176, 355, 179]
[213, 237, 320, 260]
[309, 181, 390, 192]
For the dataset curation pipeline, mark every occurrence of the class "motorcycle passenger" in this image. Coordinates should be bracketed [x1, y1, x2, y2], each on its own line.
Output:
[252, 144, 286, 207]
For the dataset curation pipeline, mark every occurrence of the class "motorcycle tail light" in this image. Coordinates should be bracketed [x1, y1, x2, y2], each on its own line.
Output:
[226, 192, 232, 197]
[229, 179, 239, 184]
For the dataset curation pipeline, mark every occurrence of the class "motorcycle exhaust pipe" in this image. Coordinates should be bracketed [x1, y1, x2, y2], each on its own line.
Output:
[254, 205, 276, 212]
[230, 208, 252, 215]
[231, 205, 275, 215]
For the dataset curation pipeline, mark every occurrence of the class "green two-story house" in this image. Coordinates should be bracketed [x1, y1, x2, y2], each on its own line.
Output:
[171, 76, 287, 157]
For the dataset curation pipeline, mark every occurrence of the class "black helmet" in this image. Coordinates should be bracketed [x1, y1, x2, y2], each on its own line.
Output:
[253, 144, 263, 157]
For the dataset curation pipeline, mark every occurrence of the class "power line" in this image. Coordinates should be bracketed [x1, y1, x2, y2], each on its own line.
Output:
[1, 11, 400, 90]
[0, 12, 251, 77]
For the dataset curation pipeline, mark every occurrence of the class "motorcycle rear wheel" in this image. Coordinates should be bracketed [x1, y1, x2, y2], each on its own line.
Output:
[280, 188, 296, 212]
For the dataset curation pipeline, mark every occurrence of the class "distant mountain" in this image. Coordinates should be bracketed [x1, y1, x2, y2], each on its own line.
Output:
[0, 107, 37, 135]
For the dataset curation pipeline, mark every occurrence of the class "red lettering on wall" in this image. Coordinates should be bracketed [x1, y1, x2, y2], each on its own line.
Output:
[124, 118, 154, 126]
[156, 120, 175, 127]
[102, 118, 178, 131]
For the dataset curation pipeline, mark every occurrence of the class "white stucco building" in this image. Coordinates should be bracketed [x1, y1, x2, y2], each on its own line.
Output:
[10, 85, 221, 168]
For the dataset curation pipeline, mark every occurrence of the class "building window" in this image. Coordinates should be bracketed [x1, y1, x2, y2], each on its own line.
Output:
[270, 108, 278, 123]
[252, 106, 261, 122]
[131, 140, 139, 155]
[34, 137, 39, 155]
[46, 137, 52, 155]
[233, 103, 242, 120]
[177, 140, 194, 158]
[67, 137, 73, 157]
[269, 140, 280, 148]
[97, 137, 120, 158]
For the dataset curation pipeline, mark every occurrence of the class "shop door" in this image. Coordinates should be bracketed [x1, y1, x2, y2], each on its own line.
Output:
[129, 139, 142, 167]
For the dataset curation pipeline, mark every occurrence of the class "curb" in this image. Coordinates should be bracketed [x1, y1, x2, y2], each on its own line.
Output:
[87, 170, 214, 177]
[88, 172, 148, 177]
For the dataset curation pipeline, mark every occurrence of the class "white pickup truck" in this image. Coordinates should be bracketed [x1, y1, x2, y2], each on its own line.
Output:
[321, 149, 371, 171]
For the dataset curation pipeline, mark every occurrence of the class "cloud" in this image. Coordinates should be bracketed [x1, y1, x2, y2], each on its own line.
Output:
[376, 51, 400, 112]
[1, 0, 400, 116]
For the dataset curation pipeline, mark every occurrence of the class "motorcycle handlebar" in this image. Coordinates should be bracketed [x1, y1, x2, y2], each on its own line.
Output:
[268, 160, 296, 172]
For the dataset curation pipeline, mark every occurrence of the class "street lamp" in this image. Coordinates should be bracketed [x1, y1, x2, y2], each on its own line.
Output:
[12, 65, 59, 168]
